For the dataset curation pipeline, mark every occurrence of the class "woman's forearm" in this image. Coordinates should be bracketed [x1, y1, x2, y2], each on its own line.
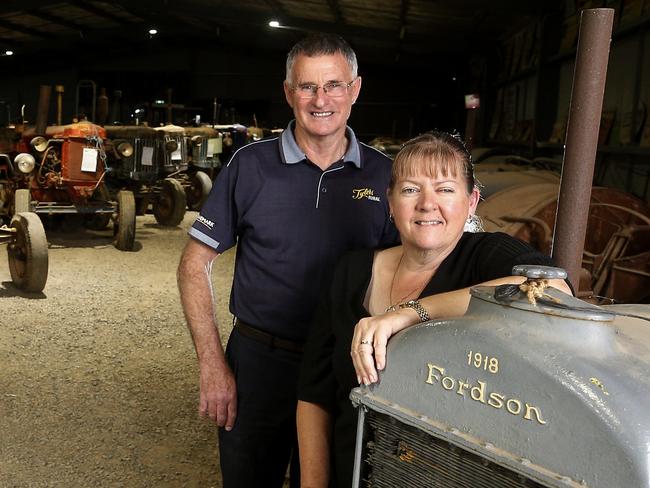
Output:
[297, 400, 332, 488]
[352, 276, 572, 384]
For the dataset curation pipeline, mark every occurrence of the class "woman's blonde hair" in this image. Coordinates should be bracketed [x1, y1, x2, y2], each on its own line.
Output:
[389, 131, 475, 195]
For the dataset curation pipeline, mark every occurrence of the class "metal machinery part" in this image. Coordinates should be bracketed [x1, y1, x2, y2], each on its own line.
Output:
[103, 125, 161, 217]
[104, 126, 161, 183]
[0, 212, 48, 292]
[152, 178, 186, 227]
[182, 126, 221, 210]
[153, 124, 188, 174]
[3, 121, 136, 251]
[351, 265, 650, 488]
[184, 126, 223, 175]
[478, 183, 650, 303]
[1, 128, 49, 290]
[471, 151, 562, 200]
[104, 125, 187, 225]
[149, 124, 191, 223]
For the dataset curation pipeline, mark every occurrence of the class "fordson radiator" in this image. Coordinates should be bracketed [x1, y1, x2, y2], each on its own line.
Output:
[351, 267, 650, 487]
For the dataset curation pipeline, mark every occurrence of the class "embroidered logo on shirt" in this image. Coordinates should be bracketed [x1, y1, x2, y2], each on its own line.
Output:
[352, 188, 381, 202]
[196, 214, 215, 229]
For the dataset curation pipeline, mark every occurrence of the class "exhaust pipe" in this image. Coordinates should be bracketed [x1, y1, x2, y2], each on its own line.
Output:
[35, 85, 52, 135]
[552, 8, 614, 290]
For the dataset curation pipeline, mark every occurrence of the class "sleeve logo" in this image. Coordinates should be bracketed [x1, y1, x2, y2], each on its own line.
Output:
[196, 214, 215, 229]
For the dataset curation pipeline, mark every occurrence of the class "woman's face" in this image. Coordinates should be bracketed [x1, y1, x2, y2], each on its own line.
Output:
[389, 166, 479, 255]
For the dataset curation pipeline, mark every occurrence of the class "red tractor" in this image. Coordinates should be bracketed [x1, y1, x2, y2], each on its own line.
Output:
[0, 127, 48, 292]
[13, 121, 136, 251]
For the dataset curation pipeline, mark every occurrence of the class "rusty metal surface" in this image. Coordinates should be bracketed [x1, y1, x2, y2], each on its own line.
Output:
[35, 85, 51, 136]
[104, 125, 159, 138]
[478, 183, 650, 303]
[476, 168, 560, 199]
[552, 8, 614, 290]
[183, 127, 220, 138]
[362, 410, 545, 487]
[351, 284, 650, 487]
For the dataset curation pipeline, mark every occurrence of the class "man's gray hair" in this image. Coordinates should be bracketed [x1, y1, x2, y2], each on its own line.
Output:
[285, 33, 358, 83]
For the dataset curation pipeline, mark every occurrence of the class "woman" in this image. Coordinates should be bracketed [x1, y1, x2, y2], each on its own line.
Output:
[296, 132, 571, 488]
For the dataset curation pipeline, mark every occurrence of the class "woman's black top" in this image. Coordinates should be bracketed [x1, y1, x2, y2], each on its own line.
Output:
[297, 232, 555, 488]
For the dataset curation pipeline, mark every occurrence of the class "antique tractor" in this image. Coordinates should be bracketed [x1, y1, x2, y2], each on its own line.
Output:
[103, 125, 187, 226]
[0, 207, 48, 293]
[153, 124, 216, 215]
[151, 124, 192, 224]
[478, 183, 650, 303]
[14, 121, 136, 251]
[0, 129, 49, 292]
[183, 126, 221, 210]
[351, 265, 650, 488]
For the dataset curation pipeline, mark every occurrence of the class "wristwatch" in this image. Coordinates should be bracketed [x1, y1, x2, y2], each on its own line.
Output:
[398, 299, 430, 323]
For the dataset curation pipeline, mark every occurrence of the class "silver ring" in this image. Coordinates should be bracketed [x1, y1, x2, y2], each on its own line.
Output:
[360, 339, 371, 345]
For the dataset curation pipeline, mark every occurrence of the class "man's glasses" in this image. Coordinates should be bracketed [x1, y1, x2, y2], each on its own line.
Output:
[292, 79, 356, 99]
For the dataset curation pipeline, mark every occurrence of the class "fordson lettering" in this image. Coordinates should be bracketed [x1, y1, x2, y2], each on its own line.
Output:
[425, 363, 547, 425]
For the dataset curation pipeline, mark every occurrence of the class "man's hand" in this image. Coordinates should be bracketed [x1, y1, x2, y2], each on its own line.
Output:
[199, 362, 237, 431]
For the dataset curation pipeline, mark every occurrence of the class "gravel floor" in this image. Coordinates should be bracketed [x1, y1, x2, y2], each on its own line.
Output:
[0, 211, 236, 487]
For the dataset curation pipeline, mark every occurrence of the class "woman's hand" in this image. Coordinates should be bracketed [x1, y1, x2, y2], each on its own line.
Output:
[351, 308, 418, 385]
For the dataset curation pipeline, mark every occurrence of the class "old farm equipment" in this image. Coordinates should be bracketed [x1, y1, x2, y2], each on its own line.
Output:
[0, 211, 48, 292]
[351, 265, 650, 488]
[150, 124, 188, 225]
[183, 126, 220, 210]
[104, 125, 188, 226]
[0, 128, 48, 291]
[472, 150, 561, 199]
[103, 125, 160, 217]
[16, 121, 136, 251]
[351, 9, 650, 488]
[477, 183, 650, 303]
[470, 148, 649, 303]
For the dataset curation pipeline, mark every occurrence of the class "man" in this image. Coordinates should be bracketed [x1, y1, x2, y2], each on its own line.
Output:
[177, 33, 398, 488]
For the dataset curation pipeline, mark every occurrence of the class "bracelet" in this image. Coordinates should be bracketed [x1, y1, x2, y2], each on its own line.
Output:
[398, 299, 430, 322]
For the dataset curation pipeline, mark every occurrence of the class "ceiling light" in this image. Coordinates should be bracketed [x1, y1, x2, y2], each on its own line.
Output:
[149, 28, 158, 35]
[269, 20, 280, 28]
[4, 50, 13, 56]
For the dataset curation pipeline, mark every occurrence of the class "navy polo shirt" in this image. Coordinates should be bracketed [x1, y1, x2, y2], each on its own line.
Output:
[189, 121, 398, 342]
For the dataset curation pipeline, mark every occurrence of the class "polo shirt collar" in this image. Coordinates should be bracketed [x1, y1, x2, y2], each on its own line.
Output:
[280, 120, 362, 168]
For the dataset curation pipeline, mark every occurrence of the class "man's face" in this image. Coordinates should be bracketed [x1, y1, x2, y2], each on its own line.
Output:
[284, 53, 361, 141]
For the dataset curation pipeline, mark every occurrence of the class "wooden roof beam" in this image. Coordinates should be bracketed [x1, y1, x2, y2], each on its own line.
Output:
[0, 18, 53, 39]
[326, 0, 344, 24]
[28, 10, 86, 33]
[69, 1, 138, 26]
[0, 0, 62, 16]
[262, 0, 288, 18]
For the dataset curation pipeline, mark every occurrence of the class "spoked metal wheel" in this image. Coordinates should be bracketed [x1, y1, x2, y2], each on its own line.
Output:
[113, 190, 136, 251]
[7, 212, 49, 292]
[153, 178, 186, 226]
[186, 171, 212, 211]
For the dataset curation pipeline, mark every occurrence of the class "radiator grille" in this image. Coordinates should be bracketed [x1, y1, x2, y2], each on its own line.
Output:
[361, 410, 547, 488]
[191, 137, 220, 168]
[162, 135, 188, 171]
[133, 139, 158, 175]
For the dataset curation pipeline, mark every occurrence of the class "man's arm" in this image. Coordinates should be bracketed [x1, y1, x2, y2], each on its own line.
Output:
[177, 238, 237, 430]
[297, 400, 332, 488]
